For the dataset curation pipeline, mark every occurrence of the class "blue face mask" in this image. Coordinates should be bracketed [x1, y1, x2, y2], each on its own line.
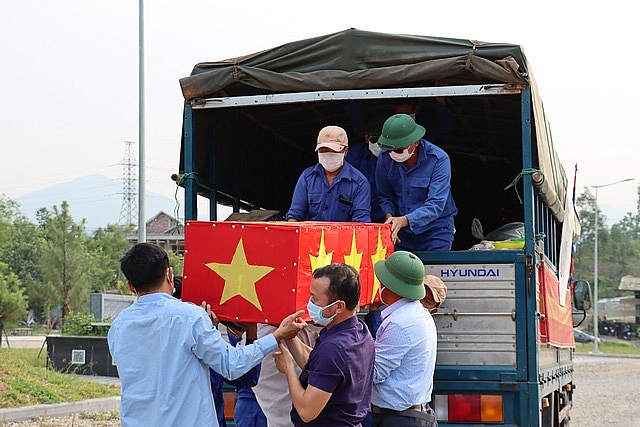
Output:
[307, 298, 340, 326]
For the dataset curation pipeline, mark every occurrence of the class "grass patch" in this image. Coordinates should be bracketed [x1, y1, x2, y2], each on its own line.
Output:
[574, 340, 640, 355]
[79, 411, 120, 421]
[0, 348, 120, 409]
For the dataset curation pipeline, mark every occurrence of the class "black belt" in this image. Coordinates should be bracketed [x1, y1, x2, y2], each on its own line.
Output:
[371, 404, 436, 423]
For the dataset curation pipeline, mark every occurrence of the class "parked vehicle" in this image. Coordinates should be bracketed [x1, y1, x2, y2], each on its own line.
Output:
[18, 319, 35, 327]
[600, 319, 617, 336]
[613, 322, 638, 340]
[600, 320, 638, 340]
[177, 29, 584, 427]
[574, 328, 600, 343]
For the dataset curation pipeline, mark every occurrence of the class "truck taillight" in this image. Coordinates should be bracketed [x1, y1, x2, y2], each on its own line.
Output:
[223, 390, 237, 420]
[434, 394, 503, 423]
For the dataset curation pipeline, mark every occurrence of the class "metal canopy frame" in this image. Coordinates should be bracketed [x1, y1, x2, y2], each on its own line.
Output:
[189, 84, 526, 109]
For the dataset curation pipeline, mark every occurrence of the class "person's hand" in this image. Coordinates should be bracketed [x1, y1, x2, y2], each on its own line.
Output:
[237, 322, 258, 340]
[273, 342, 296, 374]
[369, 301, 384, 311]
[272, 310, 307, 342]
[225, 323, 245, 339]
[384, 215, 409, 244]
[200, 301, 219, 329]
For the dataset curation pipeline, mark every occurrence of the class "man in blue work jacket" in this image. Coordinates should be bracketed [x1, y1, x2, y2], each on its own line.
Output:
[375, 114, 457, 251]
[286, 125, 371, 223]
[346, 117, 386, 223]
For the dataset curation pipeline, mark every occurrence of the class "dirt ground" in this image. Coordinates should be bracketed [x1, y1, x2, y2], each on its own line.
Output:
[2, 414, 121, 426]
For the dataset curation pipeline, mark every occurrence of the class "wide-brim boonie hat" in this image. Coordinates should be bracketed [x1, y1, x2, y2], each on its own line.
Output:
[374, 251, 426, 300]
[378, 113, 426, 149]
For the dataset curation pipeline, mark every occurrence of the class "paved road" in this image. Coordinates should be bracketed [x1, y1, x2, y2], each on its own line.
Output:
[1, 334, 49, 349]
[572, 354, 640, 426]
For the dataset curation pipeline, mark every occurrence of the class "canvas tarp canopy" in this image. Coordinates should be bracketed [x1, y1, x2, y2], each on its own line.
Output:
[179, 28, 573, 227]
[180, 28, 529, 100]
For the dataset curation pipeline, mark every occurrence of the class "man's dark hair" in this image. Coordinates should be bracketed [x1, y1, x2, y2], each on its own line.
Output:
[313, 263, 360, 310]
[120, 243, 169, 293]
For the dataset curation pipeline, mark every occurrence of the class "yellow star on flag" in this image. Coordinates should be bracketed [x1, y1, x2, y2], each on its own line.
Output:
[370, 228, 389, 302]
[310, 228, 334, 272]
[205, 238, 274, 311]
[343, 229, 363, 272]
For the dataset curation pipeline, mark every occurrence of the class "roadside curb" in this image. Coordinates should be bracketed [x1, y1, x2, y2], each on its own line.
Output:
[576, 352, 640, 359]
[0, 396, 120, 423]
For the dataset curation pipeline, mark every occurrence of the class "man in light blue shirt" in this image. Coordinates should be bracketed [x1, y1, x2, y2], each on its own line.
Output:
[371, 251, 438, 427]
[108, 243, 306, 427]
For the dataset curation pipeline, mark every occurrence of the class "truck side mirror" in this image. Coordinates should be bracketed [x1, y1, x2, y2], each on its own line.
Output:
[573, 280, 591, 311]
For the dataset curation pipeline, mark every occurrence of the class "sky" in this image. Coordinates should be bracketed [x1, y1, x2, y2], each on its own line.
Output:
[1, 0, 638, 226]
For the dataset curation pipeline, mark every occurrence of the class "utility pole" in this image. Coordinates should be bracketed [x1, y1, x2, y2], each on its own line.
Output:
[138, 0, 146, 243]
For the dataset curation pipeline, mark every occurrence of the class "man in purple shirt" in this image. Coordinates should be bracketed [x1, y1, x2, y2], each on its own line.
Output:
[286, 125, 371, 223]
[273, 263, 375, 426]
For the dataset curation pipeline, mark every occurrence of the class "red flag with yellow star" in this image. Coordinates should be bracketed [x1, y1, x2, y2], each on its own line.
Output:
[181, 221, 393, 324]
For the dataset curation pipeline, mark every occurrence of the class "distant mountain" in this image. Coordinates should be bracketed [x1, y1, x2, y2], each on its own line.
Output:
[16, 174, 180, 233]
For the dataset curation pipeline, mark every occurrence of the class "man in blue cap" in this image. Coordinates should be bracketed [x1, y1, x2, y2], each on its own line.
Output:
[370, 250, 438, 427]
[375, 113, 457, 251]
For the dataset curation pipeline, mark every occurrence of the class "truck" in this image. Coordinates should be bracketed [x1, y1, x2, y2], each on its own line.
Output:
[177, 29, 587, 427]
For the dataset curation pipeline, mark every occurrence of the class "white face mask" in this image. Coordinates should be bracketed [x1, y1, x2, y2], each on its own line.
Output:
[377, 285, 386, 305]
[318, 152, 344, 172]
[389, 147, 414, 163]
[369, 142, 382, 158]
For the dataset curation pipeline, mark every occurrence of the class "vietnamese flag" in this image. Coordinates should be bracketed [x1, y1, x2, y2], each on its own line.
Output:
[182, 221, 393, 324]
[538, 263, 574, 347]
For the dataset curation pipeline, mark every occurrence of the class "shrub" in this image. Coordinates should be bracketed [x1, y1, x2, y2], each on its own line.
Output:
[62, 311, 108, 336]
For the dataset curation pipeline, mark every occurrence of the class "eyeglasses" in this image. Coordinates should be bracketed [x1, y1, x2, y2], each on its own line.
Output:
[368, 135, 380, 144]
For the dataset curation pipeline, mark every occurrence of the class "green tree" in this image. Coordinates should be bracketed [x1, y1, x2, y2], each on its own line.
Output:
[87, 223, 134, 294]
[0, 195, 22, 248]
[168, 250, 184, 277]
[0, 262, 28, 324]
[617, 185, 640, 239]
[573, 185, 640, 300]
[0, 198, 53, 323]
[1, 217, 44, 283]
[573, 188, 597, 287]
[39, 202, 94, 318]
